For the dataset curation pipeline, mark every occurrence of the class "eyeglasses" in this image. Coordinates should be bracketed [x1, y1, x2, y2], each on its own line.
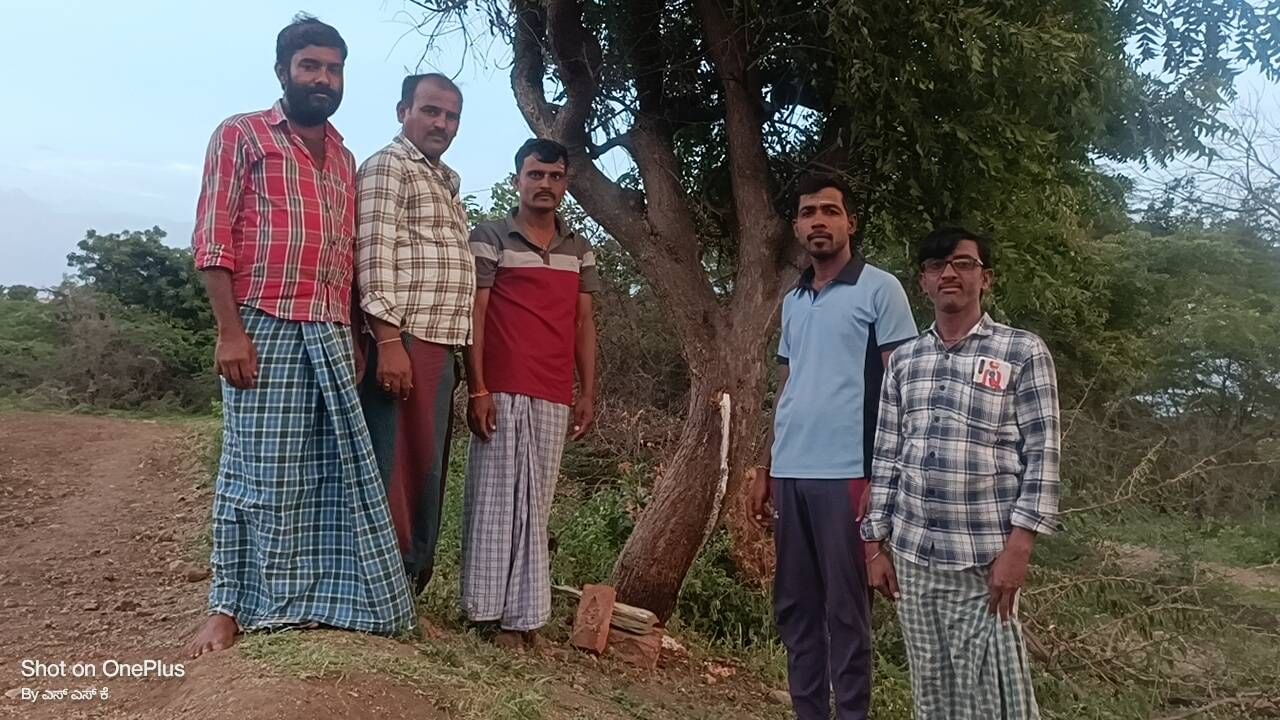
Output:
[921, 257, 984, 275]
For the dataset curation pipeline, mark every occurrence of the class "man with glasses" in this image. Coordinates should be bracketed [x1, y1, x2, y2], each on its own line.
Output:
[863, 227, 1061, 719]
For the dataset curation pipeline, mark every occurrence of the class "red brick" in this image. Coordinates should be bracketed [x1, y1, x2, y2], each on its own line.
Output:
[569, 584, 616, 654]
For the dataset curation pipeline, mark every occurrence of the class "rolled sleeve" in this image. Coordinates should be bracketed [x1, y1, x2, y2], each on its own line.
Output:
[191, 121, 247, 271]
[1010, 342, 1062, 535]
[469, 223, 502, 288]
[862, 353, 904, 542]
[355, 151, 406, 327]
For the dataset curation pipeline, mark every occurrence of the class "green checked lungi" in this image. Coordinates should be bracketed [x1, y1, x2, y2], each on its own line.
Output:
[896, 557, 1040, 720]
[207, 307, 415, 634]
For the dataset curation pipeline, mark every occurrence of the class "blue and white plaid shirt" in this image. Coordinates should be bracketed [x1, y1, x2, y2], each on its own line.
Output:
[861, 313, 1061, 569]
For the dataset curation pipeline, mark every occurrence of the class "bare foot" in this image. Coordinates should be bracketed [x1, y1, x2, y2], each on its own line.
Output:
[185, 613, 238, 658]
[494, 630, 524, 651]
[522, 630, 549, 653]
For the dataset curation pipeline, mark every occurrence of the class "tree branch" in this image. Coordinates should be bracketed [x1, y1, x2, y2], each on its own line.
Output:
[510, 0, 555, 134]
[587, 131, 632, 159]
[693, 0, 787, 321]
[509, 0, 722, 363]
[545, 0, 602, 138]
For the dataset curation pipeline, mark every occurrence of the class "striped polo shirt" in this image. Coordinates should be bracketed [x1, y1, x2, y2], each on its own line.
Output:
[469, 210, 601, 406]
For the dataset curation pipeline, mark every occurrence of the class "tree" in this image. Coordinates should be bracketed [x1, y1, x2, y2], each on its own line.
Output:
[1, 285, 40, 302]
[416, 0, 1280, 619]
[66, 227, 210, 330]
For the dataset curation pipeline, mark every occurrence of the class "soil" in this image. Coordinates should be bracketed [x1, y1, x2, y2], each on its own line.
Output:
[0, 411, 786, 720]
[0, 412, 435, 720]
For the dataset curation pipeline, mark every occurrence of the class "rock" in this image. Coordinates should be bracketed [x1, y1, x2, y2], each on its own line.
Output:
[167, 560, 184, 572]
[184, 566, 210, 583]
[103, 574, 117, 583]
[134, 609, 154, 617]
[661, 634, 687, 656]
[5, 688, 21, 700]
[84, 601, 100, 611]
[43, 620, 55, 629]
[156, 530, 176, 543]
[606, 627, 663, 670]
[116, 599, 139, 612]
[769, 690, 792, 706]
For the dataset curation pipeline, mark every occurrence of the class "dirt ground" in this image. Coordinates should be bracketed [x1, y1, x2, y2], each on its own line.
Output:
[0, 412, 787, 720]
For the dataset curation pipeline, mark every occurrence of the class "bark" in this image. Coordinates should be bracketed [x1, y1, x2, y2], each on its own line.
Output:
[610, 326, 773, 620]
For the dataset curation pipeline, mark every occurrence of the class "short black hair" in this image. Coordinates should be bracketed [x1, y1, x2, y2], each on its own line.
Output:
[399, 73, 463, 109]
[275, 13, 347, 69]
[916, 226, 995, 269]
[793, 174, 857, 218]
[515, 138, 569, 174]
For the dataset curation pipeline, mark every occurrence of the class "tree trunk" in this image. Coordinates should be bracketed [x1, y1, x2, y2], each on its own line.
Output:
[611, 327, 771, 620]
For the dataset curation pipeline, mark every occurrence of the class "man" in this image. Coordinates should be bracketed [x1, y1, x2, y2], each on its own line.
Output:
[461, 138, 599, 649]
[863, 227, 1061, 719]
[185, 15, 414, 658]
[747, 175, 917, 720]
[356, 73, 474, 595]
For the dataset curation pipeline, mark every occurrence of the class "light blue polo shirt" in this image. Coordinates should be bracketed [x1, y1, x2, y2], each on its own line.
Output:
[771, 257, 917, 479]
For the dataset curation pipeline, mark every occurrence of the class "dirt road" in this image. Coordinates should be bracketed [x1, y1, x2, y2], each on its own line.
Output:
[0, 412, 427, 720]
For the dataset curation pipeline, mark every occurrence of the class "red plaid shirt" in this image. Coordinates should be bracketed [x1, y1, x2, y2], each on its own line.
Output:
[192, 101, 357, 324]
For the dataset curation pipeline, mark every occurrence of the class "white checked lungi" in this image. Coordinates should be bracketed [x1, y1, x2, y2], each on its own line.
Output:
[461, 392, 570, 631]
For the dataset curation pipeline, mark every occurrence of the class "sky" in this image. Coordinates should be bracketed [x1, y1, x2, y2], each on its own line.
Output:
[0, 0, 534, 287]
[1, 1, 1275, 288]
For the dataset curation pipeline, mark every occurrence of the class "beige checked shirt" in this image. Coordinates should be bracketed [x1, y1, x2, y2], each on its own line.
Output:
[356, 133, 475, 346]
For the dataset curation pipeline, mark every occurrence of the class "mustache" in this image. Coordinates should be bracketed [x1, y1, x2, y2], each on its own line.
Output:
[304, 86, 339, 101]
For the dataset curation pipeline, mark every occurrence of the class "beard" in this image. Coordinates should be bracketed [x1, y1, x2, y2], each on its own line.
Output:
[282, 79, 342, 127]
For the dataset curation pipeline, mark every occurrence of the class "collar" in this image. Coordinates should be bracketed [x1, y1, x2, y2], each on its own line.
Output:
[505, 207, 575, 249]
[393, 133, 460, 194]
[795, 255, 866, 292]
[927, 312, 994, 343]
[265, 100, 344, 143]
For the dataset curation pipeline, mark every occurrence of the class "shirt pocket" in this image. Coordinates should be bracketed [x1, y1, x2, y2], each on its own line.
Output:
[962, 371, 1015, 433]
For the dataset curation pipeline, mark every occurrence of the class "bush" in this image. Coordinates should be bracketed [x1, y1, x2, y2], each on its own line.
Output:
[0, 288, 216, 411]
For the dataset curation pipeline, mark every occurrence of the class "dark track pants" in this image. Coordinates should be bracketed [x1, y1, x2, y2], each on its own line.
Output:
[772, 477, 872, 720]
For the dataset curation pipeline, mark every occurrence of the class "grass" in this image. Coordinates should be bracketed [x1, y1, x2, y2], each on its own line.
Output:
[239, 629, 556, 719]
[110, 416, 1280, 719]
[1085, 511, 1280, 568]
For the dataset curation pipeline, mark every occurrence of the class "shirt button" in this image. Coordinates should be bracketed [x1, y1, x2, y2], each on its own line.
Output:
[928, 451, 937, 459]
[926, 488, 937, 498]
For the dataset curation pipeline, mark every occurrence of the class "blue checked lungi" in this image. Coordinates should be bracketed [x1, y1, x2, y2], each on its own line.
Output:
[895, 557, 1040, 719]
[461, 392, 570, 631]
[207, 307, 415, 634]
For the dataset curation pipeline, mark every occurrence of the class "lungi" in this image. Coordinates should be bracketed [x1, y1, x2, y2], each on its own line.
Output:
[896, 557, 1040, 720]
[359, 336, 458, 594]
[461, 392, 570, 631]
[207, 307, 415, 634]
